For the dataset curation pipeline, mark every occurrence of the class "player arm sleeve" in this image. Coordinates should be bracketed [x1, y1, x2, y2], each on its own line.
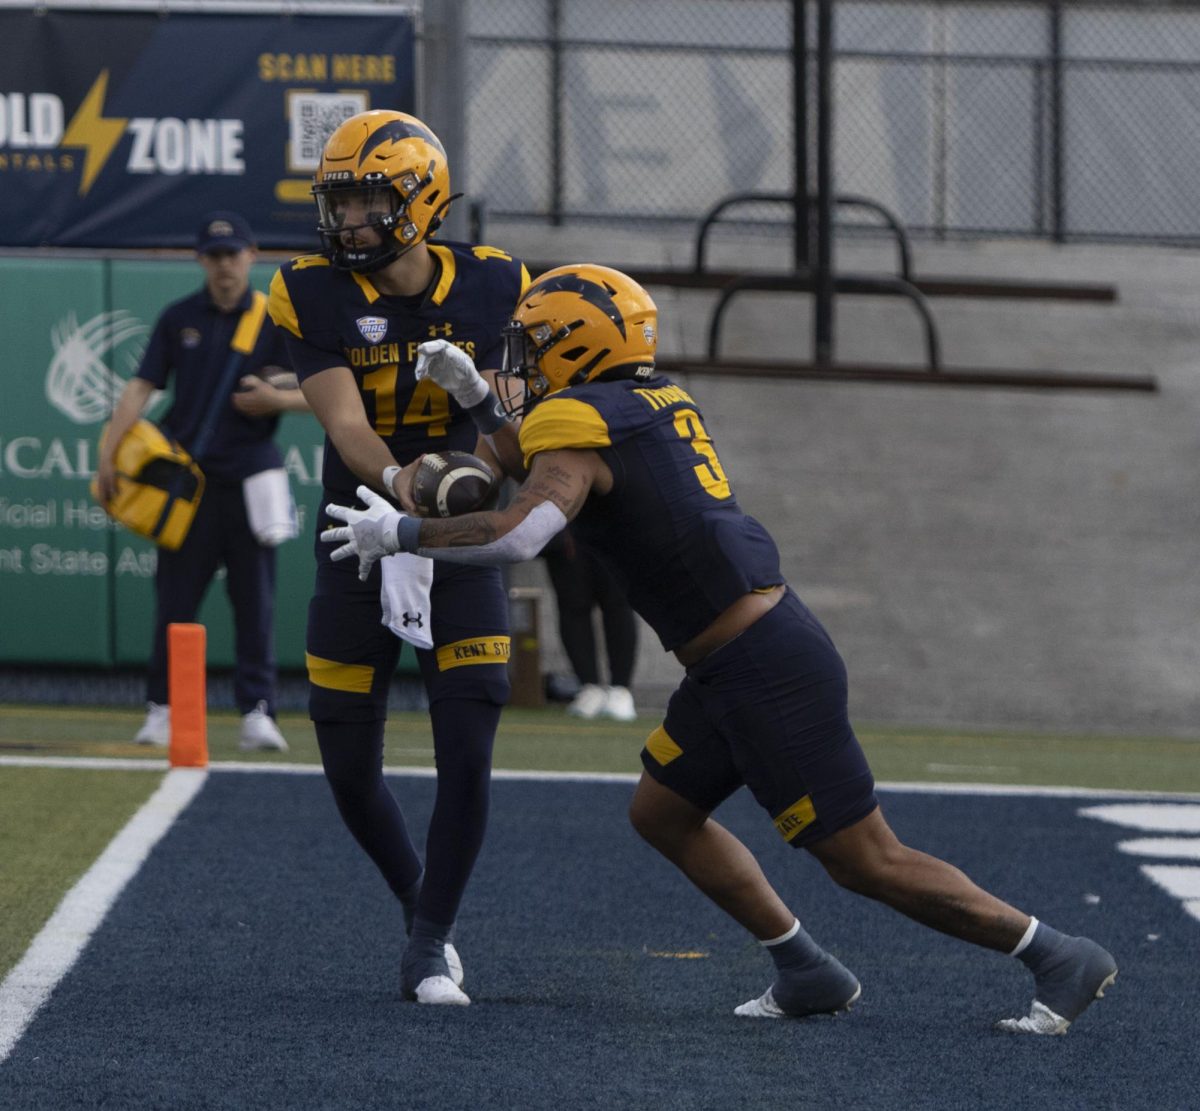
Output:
[403, 500, 568, 565]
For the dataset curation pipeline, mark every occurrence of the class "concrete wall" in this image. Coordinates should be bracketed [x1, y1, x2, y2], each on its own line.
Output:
[497, 222, 1200, 737]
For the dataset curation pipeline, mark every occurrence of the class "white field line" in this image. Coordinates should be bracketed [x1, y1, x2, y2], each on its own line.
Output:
[0, 767, 207, 1066]
[3, 753, 1200, 799]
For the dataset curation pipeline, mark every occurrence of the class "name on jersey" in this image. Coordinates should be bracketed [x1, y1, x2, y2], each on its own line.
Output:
[632, 383, 696, 412]
[346, 339, 477, 368]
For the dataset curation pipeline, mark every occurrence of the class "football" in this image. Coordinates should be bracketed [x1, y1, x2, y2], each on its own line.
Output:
[411, 450, 499, 518]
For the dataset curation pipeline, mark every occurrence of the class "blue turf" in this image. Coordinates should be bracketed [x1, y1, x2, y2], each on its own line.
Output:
[2, 776, 1194, 1109]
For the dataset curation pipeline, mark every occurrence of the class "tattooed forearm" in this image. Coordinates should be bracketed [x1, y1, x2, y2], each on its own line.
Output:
[516, 470, 589, 518]
[417, 512, 500, 549]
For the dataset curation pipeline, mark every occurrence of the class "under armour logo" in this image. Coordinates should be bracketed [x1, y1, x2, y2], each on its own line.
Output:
[402, 612, 424, 628]
[427, 322, 453, 338]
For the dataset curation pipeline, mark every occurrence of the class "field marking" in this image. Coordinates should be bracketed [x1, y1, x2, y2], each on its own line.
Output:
[3, 754, 1200, 799]
[0, 767, 207, 1066]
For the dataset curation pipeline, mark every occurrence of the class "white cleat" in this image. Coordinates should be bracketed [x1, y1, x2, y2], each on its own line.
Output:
[997, 969, 1117, 1036]
[413, 975, 471, 1006]
[239, 701, 288, 752]
[602, 685, 637, 722]
[134, 702, 170, 746]
[445, 942, 464, 989]
[566, 684, 607, 720]
[996, 1001, 1071, 1036]
[735, 982, 862, 1019]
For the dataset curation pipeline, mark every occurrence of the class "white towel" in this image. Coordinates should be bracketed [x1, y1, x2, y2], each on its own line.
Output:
[243, 467, 299, 547]
[380, 552, 434, 649]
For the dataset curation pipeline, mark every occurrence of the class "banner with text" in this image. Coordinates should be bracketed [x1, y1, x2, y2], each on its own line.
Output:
[0, 257, 330, 671]
[0, 9, 415, 249]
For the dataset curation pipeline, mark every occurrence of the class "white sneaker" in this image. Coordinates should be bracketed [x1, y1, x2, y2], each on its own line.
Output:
[413, 976, 471, 1006]
[239, 701, 288, 752]
[735, 981, 861, 1019]
[996, 968, 1117, 1036]
[566, 683, 607, 720]
[134, 702, 169, 746]
[603, 685, 637, 722]
[995, 1000, 1072, 1036]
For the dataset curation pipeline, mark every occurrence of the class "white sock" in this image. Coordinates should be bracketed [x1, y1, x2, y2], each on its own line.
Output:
[762, 918, 801, 947]
[1008, 916, 1039, 957]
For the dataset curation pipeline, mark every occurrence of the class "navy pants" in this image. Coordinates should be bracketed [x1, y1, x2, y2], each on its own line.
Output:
[148, 477, 277, 714]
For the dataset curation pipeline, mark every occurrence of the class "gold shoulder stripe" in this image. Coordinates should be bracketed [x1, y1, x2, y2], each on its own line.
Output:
[518, 262, 531, 294]
[290, 254, 330, 270]
[645, 725, 683, 766]
[773, 795, 817, 842]
[306, 652, 374, 694]
[519, 397, 611, 469]
[231, 290, 268, 354]
[428, 244, 456, 305]
[267, 270, 301, 338]
[436, 636, 511, 671]
[351, 271, 381, 304]
[471, 245, 512, 262]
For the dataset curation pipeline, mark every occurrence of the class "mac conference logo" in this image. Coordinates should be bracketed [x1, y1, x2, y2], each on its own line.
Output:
[46, 310, 152, 424]
[356, 316, 387, 344]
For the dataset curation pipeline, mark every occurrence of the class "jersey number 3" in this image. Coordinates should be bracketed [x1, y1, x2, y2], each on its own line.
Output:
[673, 409, 730, 499]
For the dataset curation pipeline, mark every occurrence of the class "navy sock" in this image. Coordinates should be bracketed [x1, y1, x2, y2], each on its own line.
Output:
[765, 920, 830, 975]
[399, 871, 424, 936]
[1014, 920, 1068, 975]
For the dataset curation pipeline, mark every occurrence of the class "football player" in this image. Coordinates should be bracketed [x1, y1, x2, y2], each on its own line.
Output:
[267, 110, 529, 1006]
[322, 264, 1118, 1034]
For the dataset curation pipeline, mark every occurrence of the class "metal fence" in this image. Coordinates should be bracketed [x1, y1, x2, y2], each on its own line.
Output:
[465, 0, 1200, 245]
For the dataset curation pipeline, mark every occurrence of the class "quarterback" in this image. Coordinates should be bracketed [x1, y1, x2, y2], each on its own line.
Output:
[268, 109, 528, 1006]
[323, 264, 1117, 1033]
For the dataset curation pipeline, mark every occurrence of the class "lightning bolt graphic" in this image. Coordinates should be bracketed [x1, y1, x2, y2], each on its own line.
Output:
[61, 70, 127, 196]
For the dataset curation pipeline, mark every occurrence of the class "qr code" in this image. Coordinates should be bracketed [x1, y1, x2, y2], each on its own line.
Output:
[287, 93, 369, 172]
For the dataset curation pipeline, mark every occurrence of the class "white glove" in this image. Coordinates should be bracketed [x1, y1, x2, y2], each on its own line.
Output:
[323, 486, 406, 581]
[414, 339, 490, 408]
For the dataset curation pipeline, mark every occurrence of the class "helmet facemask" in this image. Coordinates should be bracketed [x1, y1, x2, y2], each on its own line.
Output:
[314, 163, 440, 273]
[498, 318, 582, 418]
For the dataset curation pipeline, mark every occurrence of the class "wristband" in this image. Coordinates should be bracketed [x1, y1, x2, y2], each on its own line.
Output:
[382, 465, 402, 496]
[455, 375, 491, 410]
[465, 394, 507, 435]
[394, 514, 422, 553]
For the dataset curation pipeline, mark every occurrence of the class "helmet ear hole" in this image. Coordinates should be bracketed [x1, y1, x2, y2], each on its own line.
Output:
[560, 346, 588, 362]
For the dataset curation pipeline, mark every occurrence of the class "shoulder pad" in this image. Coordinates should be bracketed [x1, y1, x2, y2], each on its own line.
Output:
[519, 396, 611, 469]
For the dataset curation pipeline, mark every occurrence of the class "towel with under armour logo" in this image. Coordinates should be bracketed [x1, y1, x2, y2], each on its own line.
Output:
[380, 551, 434, 649]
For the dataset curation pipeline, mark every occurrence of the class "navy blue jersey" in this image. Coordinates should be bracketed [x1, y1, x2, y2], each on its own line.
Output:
[136, 286, 286, 481]
[518, 374, 783, 651]
[268, 242, 529, 496]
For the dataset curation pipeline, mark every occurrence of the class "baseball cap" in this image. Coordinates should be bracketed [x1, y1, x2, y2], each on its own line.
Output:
[196, 210, 254, 254]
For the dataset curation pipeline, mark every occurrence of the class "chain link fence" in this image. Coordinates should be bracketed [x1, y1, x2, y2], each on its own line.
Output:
[465, 0, 1200, 246]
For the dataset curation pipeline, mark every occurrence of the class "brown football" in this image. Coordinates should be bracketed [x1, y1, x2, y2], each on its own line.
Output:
[411, 451, 499, 517]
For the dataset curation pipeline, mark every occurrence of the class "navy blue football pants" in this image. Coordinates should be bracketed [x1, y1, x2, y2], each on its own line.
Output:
[147, 477, 276, 714]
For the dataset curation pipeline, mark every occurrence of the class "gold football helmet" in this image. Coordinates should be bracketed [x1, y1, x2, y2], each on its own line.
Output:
[312, 110, 452, 272]
[501, 264, 658, 411]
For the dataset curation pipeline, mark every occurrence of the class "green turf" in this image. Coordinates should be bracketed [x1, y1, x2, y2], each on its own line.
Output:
[0, 766, 160, 977]
[2, 704, 1198, 791]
